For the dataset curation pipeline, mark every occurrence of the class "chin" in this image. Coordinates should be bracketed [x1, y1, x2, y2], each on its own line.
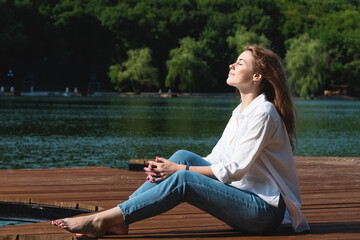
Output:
[226, 78, 234, 86]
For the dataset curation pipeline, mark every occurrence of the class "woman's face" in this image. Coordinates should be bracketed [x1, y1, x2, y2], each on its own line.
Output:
[226, 50, 256, 90]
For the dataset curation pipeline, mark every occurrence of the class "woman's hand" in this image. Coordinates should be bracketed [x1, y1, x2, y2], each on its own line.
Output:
[144, 156, 185, 183]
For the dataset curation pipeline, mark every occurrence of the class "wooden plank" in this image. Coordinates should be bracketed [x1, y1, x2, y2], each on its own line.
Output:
[0, 157, 359, 239]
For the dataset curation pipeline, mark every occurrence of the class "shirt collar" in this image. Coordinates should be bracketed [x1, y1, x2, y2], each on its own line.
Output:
[232, 93, 267, 117]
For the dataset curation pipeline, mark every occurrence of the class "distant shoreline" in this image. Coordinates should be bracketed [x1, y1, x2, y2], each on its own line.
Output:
[1, 91, 358, 100]
[16, 91, 240, 98]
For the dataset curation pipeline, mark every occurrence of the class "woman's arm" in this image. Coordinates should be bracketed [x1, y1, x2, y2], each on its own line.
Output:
[187, 166, 216, 179]
[144, 157, 216, 183]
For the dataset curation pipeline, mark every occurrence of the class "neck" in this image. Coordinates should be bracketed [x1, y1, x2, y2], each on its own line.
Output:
[239, 92, 261, 112]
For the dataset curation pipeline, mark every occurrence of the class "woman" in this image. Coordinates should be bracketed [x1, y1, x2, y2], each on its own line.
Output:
[52, 46, 309, 237]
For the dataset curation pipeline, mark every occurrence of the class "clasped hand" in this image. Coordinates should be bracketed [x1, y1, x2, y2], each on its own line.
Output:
[144, 157, 183, 183]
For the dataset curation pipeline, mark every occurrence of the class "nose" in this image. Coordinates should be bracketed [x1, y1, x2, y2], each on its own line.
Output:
[229, 63, 235, 69]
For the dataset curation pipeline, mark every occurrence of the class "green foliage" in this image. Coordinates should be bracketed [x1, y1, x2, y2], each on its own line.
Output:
[165, 37, 215, 92]
[286, 34, 329, 98]
[227, 25, 270, 56]
[1, 0, 359, 95]
[279, 0, 360, 96]
[313, 9, 360, 85]
[109, 48, 158, 94]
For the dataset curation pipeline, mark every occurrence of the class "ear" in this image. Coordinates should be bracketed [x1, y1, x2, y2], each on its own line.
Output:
[253, 73, 262, 81]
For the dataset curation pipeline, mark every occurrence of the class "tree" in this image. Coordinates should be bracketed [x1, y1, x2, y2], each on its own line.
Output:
[285, 34, 329, 98]
[165, 37, 215, 93]
[2, 0, 358, 94]
[277, 0, 360, 96]
[109, 48, 158, 94]
[227, 25, 269, 58]
[312, 9, 360, 92]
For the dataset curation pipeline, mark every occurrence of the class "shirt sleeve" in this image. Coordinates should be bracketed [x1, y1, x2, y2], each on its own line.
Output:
[211, 112, 275, 183]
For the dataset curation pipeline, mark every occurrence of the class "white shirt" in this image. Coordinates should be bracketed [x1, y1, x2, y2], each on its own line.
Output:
[204, 93, 309, 232]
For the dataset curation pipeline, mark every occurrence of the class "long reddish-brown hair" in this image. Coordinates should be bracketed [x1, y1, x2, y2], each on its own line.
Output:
[245, 46, 296, 149]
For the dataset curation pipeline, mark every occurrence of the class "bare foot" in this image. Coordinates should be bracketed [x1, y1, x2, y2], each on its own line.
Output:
[52, 206, 124, 238]
[75, 224, 129, 238]
[52, 214, 105, 237]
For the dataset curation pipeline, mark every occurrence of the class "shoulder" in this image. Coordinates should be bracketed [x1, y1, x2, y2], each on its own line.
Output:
[252, 101, 280, 123]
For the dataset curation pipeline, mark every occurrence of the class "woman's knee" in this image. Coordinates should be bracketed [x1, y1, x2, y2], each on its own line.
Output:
[169, 170, 192, 184]
[169, 150, 193, 164]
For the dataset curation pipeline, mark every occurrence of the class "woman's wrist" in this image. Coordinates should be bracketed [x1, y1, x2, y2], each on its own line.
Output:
[177, 164, 187, 171]
[175, 164, 189, 171]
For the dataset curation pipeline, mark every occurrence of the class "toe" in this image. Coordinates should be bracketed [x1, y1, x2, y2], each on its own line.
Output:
[52, 220, 65, 227]
[53, 219, 69, 230]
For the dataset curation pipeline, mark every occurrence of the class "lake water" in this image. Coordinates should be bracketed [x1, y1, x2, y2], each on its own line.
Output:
[0, 219, 30, 227]
[0, 95, 359, 170]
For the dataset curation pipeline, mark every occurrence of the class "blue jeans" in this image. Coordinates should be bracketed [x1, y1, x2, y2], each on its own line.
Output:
[119, 150, 285, 234]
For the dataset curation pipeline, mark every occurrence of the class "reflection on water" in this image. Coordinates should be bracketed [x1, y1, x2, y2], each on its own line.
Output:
[0, 96, 359, 170]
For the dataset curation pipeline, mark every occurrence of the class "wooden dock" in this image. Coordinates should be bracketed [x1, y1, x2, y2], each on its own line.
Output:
[0, 156, 359, 239]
